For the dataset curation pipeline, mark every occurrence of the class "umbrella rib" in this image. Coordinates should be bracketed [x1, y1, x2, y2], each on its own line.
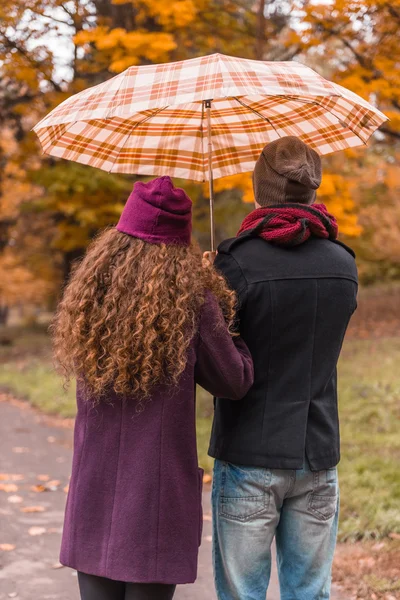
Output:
[311, 101, 368, 147]
[236, 96, 368, 148]
[233, 96, 282, 138]
[107, 106, 168, 173]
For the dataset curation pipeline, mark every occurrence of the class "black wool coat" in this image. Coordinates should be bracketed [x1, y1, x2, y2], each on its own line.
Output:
[209, 233, 358, 471]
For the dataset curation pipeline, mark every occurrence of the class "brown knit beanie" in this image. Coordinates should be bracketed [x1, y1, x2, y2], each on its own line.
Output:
[253, 136, 322, 206]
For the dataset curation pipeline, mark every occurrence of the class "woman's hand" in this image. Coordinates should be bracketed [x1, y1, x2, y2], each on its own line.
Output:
[203, 251, 217, 266]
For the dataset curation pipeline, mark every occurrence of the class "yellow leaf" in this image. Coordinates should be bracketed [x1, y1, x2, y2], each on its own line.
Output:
[28, 527, 46, 537]
[0, 484, 18, 493]
[0, 544, 16, 551]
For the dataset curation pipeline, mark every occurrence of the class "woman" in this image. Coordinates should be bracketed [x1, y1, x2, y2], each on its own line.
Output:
[53, 176, 254, 600]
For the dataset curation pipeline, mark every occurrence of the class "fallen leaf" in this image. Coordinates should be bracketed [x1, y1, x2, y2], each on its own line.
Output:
[28, 527, 46, 536]
[0, 484, 18, 493]
[47, 436, 56, 443]
[46, 480, 60, 490]
[8, 495, 23, 504]
[0, 474, 24, 482]
[205, 535, 212, 542]
[20, 506, 45, 513]
[12, 447, 29, 454]
[51, 562, 65, 569]
[203, 474, 212, 484]
[63, 484, 69, 493]
[388, 532, 400, 540]
[37, 475, 50, 482]
[203, 514, 212, 521]
[31, 485, 46, 493]
[0, 543, 15, 551]
[358, 556, 376, 568]
[8, 592, 18, 598]
[372, 542, 386, 551]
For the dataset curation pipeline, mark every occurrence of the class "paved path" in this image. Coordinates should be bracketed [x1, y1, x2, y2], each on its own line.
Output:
[0, 396, 344, 599]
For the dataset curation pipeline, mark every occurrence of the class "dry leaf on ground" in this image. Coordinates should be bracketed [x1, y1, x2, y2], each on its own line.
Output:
[0, 544, 16, 551]
[0, 474, 24, 482]
[203, 474, 212, 484]
[333, 540, 400, 600]
[28, 526, 46, 536]
[0, 483, 18, 493]
[20, 506, 45, 513]
[12, 447, 29, 454]
[37, 474, 50, 482]
[7, 495, 23, 504]
[46, 480, 60, 490]
[31, 484, 46, 493]
[63, 484, 69, 493]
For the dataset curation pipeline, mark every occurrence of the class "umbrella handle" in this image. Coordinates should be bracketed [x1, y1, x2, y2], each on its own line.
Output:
[205, 99, 216, 253]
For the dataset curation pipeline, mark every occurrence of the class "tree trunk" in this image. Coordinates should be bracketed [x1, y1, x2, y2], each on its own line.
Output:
[62, 248, 85, 288]
[0, 304, 9, 326]
[255, 0, 266, 60]
[93, 0, 136, 30]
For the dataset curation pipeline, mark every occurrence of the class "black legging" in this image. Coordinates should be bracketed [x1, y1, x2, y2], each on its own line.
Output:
[78, 572, 176, 600]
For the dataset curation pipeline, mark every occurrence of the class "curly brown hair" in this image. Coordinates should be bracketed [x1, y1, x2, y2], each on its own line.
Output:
[52, 228, 236, 399]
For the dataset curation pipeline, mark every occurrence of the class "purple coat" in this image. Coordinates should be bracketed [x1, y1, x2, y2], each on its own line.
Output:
[60, 292, 253, 584]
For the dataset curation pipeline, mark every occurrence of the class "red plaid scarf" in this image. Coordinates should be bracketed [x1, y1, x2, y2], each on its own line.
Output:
[237, 203, 338, 247]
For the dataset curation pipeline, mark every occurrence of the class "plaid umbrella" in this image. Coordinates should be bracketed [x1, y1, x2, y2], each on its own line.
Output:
[34, 53, 387, 250]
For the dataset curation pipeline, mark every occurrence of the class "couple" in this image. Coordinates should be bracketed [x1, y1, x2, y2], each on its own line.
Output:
[54, 137, 358, 600]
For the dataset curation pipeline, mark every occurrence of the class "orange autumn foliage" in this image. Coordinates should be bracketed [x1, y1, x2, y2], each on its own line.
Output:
[1, 0, 400, 309]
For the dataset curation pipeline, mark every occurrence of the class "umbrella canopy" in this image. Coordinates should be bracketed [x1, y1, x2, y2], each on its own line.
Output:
[34, 53, 387, 182]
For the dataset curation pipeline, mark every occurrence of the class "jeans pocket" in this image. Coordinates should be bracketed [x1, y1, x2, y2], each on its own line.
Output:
[220, 462, 270, 522]
[198, 468, 204, 545]
[308, 493, 338, 521]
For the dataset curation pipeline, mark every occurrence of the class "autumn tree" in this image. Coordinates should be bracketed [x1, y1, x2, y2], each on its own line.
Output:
[291, 0, 400, 277]
[2, 0, 400, 314]
[0, 0, 130, 304]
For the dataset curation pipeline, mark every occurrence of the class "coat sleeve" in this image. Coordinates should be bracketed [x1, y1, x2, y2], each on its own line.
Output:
[194, 292, 254, 400]
[214, 250, 247, 310]
[214, 250, 248, 332]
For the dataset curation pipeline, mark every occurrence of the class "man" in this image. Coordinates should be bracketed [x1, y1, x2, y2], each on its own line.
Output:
[209, 136, 358, 600]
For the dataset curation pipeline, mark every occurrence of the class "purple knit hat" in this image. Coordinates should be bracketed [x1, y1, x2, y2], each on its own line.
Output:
[117, 176, 192, 246]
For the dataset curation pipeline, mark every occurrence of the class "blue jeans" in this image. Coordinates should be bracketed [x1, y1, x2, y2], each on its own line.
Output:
[212, 459, 339, 600]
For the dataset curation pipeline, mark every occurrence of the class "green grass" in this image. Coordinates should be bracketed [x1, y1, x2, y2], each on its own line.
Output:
[0, 325, 76, 418]
[196, 387, 216, 474]
[0, 360, 76, 417]
[336, 337, 400, 541]
[1, 325, 399, 541]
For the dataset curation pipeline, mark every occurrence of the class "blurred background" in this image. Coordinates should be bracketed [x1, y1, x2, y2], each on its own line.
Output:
[0, 1, 399, 599]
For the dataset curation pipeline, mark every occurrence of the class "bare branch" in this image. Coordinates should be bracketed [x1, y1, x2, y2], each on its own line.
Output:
[378, 126, 400, 141]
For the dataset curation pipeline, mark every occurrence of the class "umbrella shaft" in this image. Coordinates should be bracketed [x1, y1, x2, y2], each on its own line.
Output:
[206, 100, 216, 253]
